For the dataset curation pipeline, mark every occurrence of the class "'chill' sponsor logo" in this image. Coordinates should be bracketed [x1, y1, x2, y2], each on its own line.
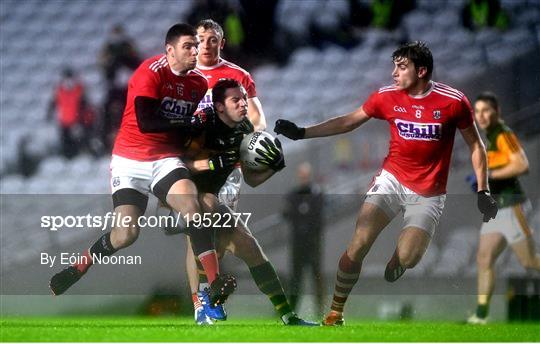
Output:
[197, 91, 213, 110]
[161, 97, 195, 118]
[395, 119, 442, 141]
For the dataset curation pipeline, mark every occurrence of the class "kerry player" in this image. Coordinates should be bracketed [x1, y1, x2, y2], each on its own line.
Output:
[180, 78, 317, 326]
[467, 92, 540, 324]
[274, 41, 499, 325]
[186, 19, 267, 322]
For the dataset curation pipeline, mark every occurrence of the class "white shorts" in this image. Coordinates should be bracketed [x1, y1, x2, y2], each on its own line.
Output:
[110, 155, 188, 197]
[480, 201, 533, 244]
[218, 167, 243, 210]
[364, 169, 446, 236]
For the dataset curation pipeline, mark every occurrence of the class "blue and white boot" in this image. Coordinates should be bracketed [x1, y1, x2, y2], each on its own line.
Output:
[199, 290, 227, 321]
[194, 306, 214, 325]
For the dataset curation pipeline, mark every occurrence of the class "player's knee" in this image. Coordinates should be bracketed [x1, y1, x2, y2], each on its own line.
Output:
[348, 235, 374, 261]
[177, 199, 201, 221]
[476, 251, 495, 269]
[398, 250, 422, 269]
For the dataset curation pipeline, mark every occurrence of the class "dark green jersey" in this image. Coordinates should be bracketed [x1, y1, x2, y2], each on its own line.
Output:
[189, 112, 244, 195]
[486, 123, 526, 208]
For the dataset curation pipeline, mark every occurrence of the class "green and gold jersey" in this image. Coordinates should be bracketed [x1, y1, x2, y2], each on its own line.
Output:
[486, 123, 527, 208]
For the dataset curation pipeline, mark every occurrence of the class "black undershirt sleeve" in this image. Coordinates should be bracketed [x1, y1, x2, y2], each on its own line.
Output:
[134, 96, 193, 133]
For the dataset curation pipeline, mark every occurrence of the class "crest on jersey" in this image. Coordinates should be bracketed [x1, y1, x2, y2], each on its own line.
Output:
[112, 177, 120, 187]
[176, 83, 184, 96]
[433, 110, 441, 119]
[191, 90, 198, 100]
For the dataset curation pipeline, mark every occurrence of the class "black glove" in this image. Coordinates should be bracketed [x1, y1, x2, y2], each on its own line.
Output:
[208, 150, 239, 172]
[191, 107, 216, 129]
[477, 190, 498, 222]
[237, 117, 255, 134]
[255, 137, 285, 171]
[274, 119, 305, 140]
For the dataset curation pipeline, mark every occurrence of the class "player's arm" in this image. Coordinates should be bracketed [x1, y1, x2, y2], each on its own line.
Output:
[247, 97, 267, 131]
[274, 106, 370, 140]
[134, 97, 212, 133]
[460, 124, 489, 192]
[460, 123, 498, 222]
[490, 134, 529, 179]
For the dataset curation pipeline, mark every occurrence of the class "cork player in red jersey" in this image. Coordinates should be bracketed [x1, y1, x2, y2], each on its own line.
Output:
[274, 41, 498, 325]
[49, 24, 236, 306]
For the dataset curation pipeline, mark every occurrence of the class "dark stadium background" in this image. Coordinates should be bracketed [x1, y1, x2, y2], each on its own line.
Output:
[1, 0, 539, 323]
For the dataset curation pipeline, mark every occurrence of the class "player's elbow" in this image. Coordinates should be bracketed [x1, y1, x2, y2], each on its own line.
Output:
[516, 159, 529, 176]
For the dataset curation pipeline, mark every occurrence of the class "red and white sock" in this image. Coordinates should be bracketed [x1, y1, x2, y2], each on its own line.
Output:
[331, 251, 361, 313]
[198, 250, 219, 285]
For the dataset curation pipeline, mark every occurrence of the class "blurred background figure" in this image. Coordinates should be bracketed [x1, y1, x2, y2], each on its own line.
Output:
[462, 0, 509, 31]
[99, 24, 140, 92]
[187, 0, 228, 28]
[369, 0, 415, 30]
[47, 68, 94, 159]
[283, 162, 325, 315]
[467, 92, 539, 325]
[333, 137, 354, 171]
[98, 24, 140, 153]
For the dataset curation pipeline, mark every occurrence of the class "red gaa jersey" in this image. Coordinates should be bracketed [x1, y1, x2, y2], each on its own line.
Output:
[113, 55, 208, 161]
[362, 81, 473, 196]
[196, 58, 256, 110]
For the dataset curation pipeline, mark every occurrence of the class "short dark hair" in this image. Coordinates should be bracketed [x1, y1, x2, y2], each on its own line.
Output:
[196, 19, 224, 39]
[212, 78, 243, 105]
[392, 41, 433, 79]
[476, 91, 500, 111]
[165, 23, 197, 45]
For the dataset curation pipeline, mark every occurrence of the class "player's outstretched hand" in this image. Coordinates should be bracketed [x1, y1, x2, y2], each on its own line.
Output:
[191, 107, 216, 129]
[477, 190, 498, 222]
[208, 150, 239, 172]
[274, 119, 305, 140]
[255, 137, 285, 171]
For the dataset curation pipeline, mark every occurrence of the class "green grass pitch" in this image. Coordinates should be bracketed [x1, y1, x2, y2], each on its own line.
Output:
[1, 317, 539, 342]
